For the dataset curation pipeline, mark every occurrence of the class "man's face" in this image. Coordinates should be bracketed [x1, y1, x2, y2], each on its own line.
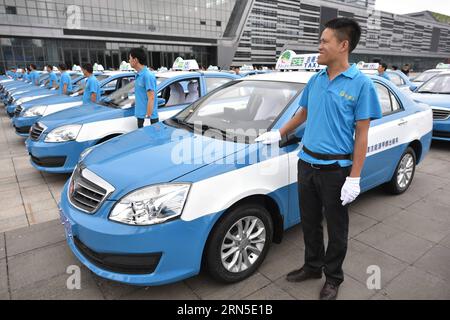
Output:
[81, 68, 89, 77]
[46, 67, 52, 73]
[129, 54, 137, 69]
[377, 65, 384, 73]
[318, 28, 348, 65]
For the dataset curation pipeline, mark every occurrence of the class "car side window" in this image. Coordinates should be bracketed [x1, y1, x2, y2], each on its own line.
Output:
[159, 78, 200, 108]
[375, 83, 393, 115]
[119, 76, 134, 89]
[104, 79, 117, 89]
[390, 91, 401, 112]
[205, 77, 233, 92]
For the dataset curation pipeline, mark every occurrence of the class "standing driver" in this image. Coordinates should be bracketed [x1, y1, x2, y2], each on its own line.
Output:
[129, 48, 158, 128]
[256, 18, 382, 300]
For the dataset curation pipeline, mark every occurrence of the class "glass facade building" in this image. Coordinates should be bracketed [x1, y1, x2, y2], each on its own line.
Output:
[1, 0, 449, 72]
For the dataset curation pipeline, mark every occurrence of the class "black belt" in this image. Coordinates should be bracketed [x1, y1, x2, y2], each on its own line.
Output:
[303, 145, 352, 161]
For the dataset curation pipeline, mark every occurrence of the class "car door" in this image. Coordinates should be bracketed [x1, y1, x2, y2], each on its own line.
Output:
[158, 77, 202, 120]
[361, 81, 406, 191]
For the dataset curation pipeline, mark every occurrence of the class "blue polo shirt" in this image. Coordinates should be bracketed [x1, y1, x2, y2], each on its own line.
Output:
[59, 72, 72, 95]
[47, 72, 58, 88]
[298, 64, 382, 167]
[83, 74, 101, 104]
[23, 73, 29, 82]
[378, 72, 390, 81]
[135, 66, 158, 119]
[30, 70, 40, 85]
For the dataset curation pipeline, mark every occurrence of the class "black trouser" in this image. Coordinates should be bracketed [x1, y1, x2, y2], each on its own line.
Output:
[297, 159, 352, 286]
[137, 117, 159, 128]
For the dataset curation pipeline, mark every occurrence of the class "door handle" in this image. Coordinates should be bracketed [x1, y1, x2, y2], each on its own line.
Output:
[398, 119, 408, 126]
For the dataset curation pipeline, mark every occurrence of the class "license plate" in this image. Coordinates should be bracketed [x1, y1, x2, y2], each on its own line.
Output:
[59, 206, 73, 238]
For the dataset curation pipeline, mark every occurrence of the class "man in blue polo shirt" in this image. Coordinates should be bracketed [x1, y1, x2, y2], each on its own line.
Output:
[57, 63, 72, 95]
[377, 62, 390, 81]
[129, 47, 158, 128]
[256, 18, 382, 300]
[29, 64, 40, 86]
[46, 65, 58, 89]
[78, 63, 100, 104]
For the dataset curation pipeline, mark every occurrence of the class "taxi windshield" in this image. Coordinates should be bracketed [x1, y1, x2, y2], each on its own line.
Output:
[413, 71, 441, 82]
[170, 80, 304, 142]
[100, 76, 168, 108]
[417, 74, 450, 94]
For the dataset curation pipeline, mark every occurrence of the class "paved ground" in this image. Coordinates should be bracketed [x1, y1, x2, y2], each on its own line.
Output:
[0, 110, 449, 300]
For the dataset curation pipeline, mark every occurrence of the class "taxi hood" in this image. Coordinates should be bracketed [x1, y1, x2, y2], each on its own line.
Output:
[410, 93, 450, 109]
[40, 102, 123, 130]
[82, 123, 248, 200]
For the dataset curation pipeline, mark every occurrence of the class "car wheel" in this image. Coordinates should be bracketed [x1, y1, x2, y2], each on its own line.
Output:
[385, 146, 416, 194]
[205, 203, 273, 283]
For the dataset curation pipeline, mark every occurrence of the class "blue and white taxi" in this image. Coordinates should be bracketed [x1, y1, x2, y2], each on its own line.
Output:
[386, 70, 417, 93]
[5, 72, 84, 117]
[57, 55, 432, 286]
[410, 63, 450, 88]
[26, 65, 239, 173]
[13, 71, 136, 136]
[410, 71, 450, 141]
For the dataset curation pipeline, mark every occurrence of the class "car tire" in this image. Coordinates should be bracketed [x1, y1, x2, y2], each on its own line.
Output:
[205, 203, 273, 283]
[385, 146, 416, 194]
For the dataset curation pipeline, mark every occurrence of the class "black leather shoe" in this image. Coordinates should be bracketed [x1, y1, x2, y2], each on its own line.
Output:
[319, 282, 339, 300]
[286, 267, 322, 282]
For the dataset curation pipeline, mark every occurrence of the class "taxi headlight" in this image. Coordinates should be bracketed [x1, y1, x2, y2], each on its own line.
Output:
[23, 105, 47, 117]
[109, 184, 191, 226]
[44, 124, 82, 142]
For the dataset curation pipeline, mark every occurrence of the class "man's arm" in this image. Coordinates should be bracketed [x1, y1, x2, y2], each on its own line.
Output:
[350, 119, 370, 177]
[280, 107, 307, 136]
[90, 92, 97, 103]
[63, 83, 68, 94]
[146, 90, 155, 117]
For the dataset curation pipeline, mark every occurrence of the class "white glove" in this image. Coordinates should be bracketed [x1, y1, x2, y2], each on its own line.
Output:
[340, 177, 361, 206]
[255, 130, 281, 144]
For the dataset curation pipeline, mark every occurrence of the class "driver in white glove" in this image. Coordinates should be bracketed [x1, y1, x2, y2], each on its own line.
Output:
[255, 127, 363, 206]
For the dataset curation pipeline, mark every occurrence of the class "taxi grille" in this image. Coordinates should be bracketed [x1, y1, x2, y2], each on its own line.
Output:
[14, 105, 22, 117]
[432, 109, 450, 121]
[69, 166, 112, 214]
[30, 123, 44, 141]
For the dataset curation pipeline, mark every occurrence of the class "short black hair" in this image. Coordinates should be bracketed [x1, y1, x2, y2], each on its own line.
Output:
[46, 64, 53, 70]
[29, 64, 37, 70]
[82, 63, 93, 74]
[324, 18, 361, 53]
[129, 47, 147, 65]
[380, 62, 388, 70]
[58, 63, 67, 71]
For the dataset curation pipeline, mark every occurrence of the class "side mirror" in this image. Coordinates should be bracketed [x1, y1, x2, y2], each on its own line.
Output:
[409, 85, 417, 92]
[279, 133, 301, 148]
[158, 97, 166, 106]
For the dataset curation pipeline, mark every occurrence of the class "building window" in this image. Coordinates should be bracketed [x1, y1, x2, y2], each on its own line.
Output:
[200, 20, 206, 25]
[216, 20, 221, 27]
[6, 6, 17, 14]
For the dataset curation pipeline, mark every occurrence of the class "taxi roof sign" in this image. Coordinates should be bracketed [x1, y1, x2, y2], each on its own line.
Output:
[276, 50, 325, 71]
[172, 57, 199, 71]
[357, 61, 379, 70]
[207, 65, 219, 71]
[240, 64, 254, 71]
[93, 63, 104, 71]
[72, 64, 82, 72]
[119, 61, 135, 71]
[436, 63, 450, 69]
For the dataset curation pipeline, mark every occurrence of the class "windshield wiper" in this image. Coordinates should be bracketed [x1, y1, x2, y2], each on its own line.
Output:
[416, 91, 438, 94]
[171, 117, 195, 130]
